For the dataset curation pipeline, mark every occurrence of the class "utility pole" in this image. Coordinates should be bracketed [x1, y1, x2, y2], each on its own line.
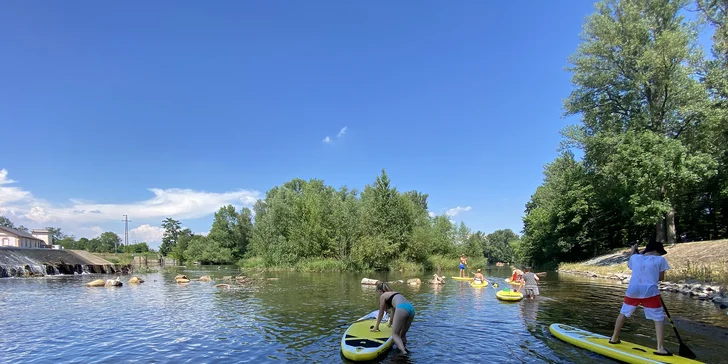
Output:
[121, 215, 131, 251]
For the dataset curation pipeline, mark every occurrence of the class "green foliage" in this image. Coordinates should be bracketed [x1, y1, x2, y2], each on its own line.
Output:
[295, 258, 350, 272]
[184, 235, 233, 265]
[0, 216, 15, 229]
[524, 0, 728, 266]
[160, 218, 181, 256]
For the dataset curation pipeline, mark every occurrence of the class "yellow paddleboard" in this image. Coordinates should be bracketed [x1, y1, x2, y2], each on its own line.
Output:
[505, 278, 523, 286]
[496, 289, 523, 301]
[451, 276, 472, 281]
[470, 280, 489, 288]
[341, 310, 393, 361]
[549, 324, 704, 364]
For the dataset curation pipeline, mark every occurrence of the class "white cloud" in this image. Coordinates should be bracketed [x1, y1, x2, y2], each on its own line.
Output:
[337, 126, 348, 137]
[444, 206, 472, 217]
[0, 169, 261, 242]
[128, 224, 165, 244]
[0, 169, 31, 206]
[323, 136, 331, 143]
[428, 211, 436, 218]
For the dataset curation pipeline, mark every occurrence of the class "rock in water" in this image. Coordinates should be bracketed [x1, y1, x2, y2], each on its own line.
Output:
[176, 278, 191, 284]
[214, 284, 231, 289]
[105, 279, 123, 287]
[174, 274, 189, 280]
[128, 276, 144, 284]
[361, 278, 380, 285]
[407, 278, 421, 286]
[86, 279, 105, 287]
[199, 276, 212, 282]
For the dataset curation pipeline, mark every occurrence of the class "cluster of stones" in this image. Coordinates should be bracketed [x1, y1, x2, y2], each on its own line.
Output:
[557, 269, 632, 284]
[659, 281, 728, 306]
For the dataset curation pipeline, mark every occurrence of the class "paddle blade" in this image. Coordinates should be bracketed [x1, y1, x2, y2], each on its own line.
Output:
[679, 343, 697, 359]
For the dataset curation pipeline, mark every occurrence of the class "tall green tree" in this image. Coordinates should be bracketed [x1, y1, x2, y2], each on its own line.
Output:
[208, 205, 253, 260]
[563, 0, 712, 244]
[160, 218, 181, 256]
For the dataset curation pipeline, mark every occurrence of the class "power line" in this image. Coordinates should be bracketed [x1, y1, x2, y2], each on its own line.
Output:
[121, 215, 132, 251]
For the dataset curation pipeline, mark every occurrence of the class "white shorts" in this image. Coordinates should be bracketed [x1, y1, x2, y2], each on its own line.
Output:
[620, 304, 664, 321]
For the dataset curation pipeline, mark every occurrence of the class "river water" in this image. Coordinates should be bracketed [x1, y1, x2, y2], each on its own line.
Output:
[1, 267, 727, 363]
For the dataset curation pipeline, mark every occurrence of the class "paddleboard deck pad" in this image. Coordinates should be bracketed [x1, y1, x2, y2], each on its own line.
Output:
[451, 276, 472, 281]
[341, 310, 393, 361]
[549, 323, 704, 364]
[496, 289, 523, 301]
[470, 280, 489, 288]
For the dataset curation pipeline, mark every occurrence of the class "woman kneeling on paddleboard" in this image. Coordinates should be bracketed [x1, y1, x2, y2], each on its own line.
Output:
[371, 282, 415, 355]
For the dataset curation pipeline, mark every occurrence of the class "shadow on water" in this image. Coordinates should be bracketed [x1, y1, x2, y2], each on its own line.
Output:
[0, 267, 726, 363]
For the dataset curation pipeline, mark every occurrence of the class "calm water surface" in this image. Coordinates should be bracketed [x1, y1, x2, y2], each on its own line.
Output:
[1, 267, 727, 363]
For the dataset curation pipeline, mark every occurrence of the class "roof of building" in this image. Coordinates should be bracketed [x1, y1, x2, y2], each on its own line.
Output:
[0, 226, 44, 240]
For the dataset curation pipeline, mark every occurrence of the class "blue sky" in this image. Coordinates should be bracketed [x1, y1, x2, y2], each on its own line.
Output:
[0, 1, 675, 247]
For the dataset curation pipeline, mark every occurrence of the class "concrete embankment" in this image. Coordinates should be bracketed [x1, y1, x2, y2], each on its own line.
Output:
[0, 247, 129, 277]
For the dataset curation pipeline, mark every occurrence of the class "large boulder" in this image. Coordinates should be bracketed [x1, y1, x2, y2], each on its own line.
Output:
[176, 277, 191, 284]
[361, 278, 380, 285]
[174, 274, 189, 280]
[407, 278, 421, 286]
[129, 276, 144, 284]
[86, 279, 105, 287]
[199, 276, 212, 282]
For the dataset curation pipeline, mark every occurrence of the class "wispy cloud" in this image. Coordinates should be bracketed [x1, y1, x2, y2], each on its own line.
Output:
[445, 206, 472, 217]
[428, 211, 436, 218]
[337, 126, 348, 138]
[323, 136, 331, 143]
[0, 168, 261, 246]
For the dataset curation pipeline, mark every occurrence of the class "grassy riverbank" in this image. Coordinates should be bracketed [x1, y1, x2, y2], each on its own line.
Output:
[558, 240, 728, 285]
[237, 255, 489, 273]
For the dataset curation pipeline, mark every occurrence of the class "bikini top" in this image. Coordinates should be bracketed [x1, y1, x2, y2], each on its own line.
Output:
[385, 292, 401, 307]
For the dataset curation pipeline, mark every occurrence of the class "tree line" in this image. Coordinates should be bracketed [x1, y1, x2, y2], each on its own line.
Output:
[158, 170, 522, 269]
[521, 0, 728, 266]
[0, 216, 151, 254]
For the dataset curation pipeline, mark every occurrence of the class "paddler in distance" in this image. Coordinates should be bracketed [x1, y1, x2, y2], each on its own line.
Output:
[371, 282, 415, 355]
[459, 254, 468, 278]
[472, 268, 486, 284]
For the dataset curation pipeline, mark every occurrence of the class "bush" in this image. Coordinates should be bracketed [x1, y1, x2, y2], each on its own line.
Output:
[388, 259, 425, 272]
[237, 256, 266, 269]
[295, 258, 349, 272]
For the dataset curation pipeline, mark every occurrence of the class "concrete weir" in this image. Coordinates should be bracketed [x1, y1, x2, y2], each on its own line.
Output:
[0, 247, 129, 277]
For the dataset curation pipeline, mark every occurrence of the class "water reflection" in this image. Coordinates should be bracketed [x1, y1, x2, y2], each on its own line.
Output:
[0, 268, 726, 363]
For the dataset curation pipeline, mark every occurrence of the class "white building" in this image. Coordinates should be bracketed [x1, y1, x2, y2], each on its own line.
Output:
[0, 226, 52, 248]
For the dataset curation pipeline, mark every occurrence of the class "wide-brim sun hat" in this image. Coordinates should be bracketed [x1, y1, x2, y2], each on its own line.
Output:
[643, 241, 668, 255]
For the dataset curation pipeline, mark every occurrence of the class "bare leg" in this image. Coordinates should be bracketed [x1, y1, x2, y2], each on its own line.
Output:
[400, 314, 414, 348]
[391, 308, 409, 354]
[610, 314, 627, 343]
[655, 320, 667, 354]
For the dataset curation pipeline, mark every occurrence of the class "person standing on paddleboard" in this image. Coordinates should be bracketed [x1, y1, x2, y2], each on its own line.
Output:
[371, 282, 415, 355]
[609, 240, 671, 356]
[459, 254, 468, 278]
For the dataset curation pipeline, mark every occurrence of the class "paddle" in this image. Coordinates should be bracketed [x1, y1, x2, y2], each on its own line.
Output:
[659, 295, 697, 359]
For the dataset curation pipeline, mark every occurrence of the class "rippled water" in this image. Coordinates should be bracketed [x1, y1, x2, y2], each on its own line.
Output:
[1, 267, 727, 363]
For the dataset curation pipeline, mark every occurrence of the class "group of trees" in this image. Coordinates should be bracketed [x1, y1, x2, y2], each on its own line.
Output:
[242, 170, 520, 269]
[154, 170, 522, 268]
[521, 0, 728, 266]
[159, 207, 254, 265]
[0, 215, 152, 254]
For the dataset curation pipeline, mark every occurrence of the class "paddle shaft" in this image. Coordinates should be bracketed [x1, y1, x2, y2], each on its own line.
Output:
[659, 295, 697, 359]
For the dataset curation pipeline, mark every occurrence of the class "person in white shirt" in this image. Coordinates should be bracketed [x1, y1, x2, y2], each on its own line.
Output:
[609, 240, 671, 356]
